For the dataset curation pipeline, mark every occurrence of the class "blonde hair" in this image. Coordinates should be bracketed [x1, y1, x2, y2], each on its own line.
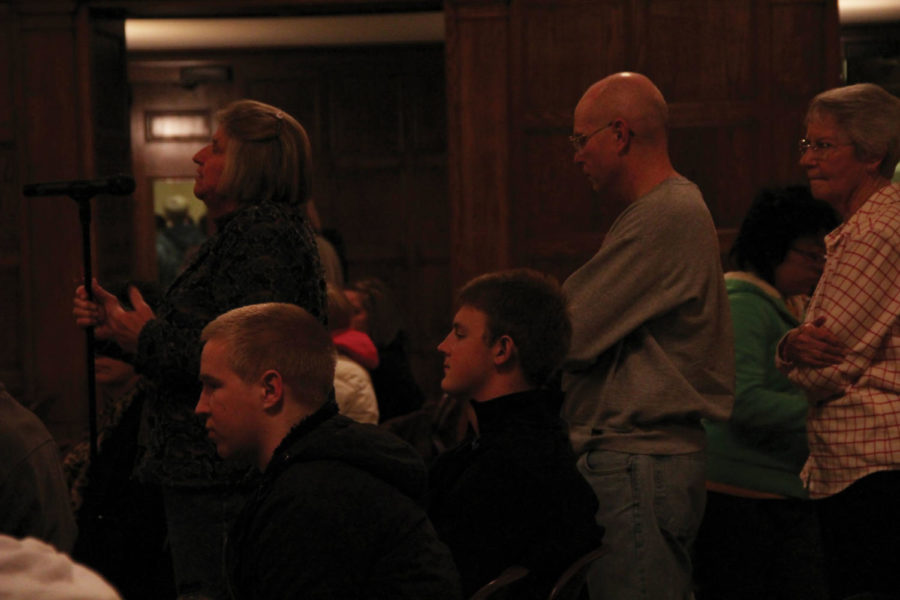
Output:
[216, 99, 313, 206]
[202, 303, 335, 406]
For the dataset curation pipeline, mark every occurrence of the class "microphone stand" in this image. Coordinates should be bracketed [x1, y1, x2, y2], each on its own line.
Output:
[72, 190, 99, 465]
[23, 176, 135, 471]
[23, 174, 138, 567]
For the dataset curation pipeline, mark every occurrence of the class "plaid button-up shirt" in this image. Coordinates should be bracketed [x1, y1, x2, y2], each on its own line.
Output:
[787, 183, 900, 498]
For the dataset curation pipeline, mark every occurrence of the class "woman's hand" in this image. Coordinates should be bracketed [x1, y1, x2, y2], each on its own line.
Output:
[781, 316, 848, 368]
[72, 279, 155, 354]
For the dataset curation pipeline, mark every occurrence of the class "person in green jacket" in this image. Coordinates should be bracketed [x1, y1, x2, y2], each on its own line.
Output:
[694, 186, 839, 600]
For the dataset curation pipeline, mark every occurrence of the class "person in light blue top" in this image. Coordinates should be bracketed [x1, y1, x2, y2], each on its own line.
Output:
[694, 186, 839, 600]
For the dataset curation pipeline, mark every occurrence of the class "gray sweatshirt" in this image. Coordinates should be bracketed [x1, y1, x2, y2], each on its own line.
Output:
[562, 176, 734, 456]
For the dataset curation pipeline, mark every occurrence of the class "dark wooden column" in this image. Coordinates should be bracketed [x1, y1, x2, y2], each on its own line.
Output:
[0, 1, 28, 400]
[444, 0, 512, 291]
[4, 0, 130, 448]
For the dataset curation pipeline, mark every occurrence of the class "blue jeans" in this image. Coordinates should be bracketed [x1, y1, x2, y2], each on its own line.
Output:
[577, 450, 706, 600]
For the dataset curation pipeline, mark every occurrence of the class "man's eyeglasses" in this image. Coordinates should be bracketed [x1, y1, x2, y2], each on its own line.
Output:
[569, 122, 613, 153]
[798, 138, 852, 158]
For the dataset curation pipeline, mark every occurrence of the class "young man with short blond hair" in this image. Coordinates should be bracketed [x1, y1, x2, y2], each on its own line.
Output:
[195, 302, 460, 600]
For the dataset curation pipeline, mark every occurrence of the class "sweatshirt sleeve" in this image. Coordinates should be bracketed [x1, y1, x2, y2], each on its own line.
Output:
[563, 190, 719, 369]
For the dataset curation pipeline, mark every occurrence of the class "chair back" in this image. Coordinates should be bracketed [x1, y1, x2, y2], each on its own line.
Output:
[546, 547, 606, 600]
[469, 565, 530, 600]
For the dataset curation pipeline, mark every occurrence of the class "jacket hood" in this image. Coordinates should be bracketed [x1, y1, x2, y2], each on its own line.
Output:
[724, 271, 800, 325]
[267, 401, 426, 501]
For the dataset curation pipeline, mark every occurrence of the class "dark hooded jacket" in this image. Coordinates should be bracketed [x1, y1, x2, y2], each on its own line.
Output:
[226, 401, 462, 600]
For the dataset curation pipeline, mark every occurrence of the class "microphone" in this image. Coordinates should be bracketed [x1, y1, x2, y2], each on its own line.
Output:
[23, 174, 136, 198]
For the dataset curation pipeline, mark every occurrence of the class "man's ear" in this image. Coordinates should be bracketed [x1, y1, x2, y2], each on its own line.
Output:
[492, 335, 517, 368]
[612, 118, 632, 154]
[259, 370, 284, 410]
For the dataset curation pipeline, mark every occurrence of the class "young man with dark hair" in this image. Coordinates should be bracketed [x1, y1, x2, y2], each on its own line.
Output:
[426, 269, 603, 598]
[194, 302, 461, 600]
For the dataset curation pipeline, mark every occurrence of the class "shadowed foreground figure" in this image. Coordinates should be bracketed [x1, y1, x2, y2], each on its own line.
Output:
[0, 383, 75, 553]
[195, 302, 461, 600]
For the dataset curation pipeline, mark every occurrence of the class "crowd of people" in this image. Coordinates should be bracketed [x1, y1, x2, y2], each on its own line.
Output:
[1, 73, 899, 600]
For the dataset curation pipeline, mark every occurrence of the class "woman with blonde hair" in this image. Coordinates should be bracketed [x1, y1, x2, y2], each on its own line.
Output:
[73, 99, 325, 599]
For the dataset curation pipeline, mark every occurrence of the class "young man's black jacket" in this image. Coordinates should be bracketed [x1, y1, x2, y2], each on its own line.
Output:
[226, 401, 462, 600]
[426, 389, 604, 598]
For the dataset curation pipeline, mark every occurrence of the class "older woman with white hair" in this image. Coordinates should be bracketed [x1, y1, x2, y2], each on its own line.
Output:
[73, 99, 325, 599]
[779, 83, 900, 598]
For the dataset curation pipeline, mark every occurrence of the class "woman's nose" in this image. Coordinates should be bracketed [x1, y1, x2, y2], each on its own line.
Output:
[798, 150, 817, 168]
[193, 145, 209, 164]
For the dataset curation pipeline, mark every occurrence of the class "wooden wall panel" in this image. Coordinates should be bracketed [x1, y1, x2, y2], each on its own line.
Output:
[330, 167, 410, 262]
[639, 0, 756, 103]
[515, 1, 629, 123]
[0, 267, 23, 388]
[669, 122, 760, 229]
[408, 67, 448, 154]
[330, 75, 403, 159]
[0, 4, 25, 396]
[0, 8, 24, 392]
[767, 2, 840, 186]
[0, 4, 12, 144]
[448, 0, 840, 289]
[20, 19, 89, 437]
[445, 1, 510, 288]
[88, 18, 135, 283]
[1, 2, 131, 448]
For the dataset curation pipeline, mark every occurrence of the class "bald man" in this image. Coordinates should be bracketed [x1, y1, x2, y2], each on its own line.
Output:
[561, 73, 735, 599]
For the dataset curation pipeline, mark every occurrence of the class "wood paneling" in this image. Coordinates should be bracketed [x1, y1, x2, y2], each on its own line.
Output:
[0, 4, 24, 397]
[87, 17, 135, 283]
[445, 0, 511, 289]
[19, 13, 89, 437]
[639, 1, 756, 103]
[447, 0, 841, 285]
[1, 2, 130, 448]
[516, 1, 629, 123]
